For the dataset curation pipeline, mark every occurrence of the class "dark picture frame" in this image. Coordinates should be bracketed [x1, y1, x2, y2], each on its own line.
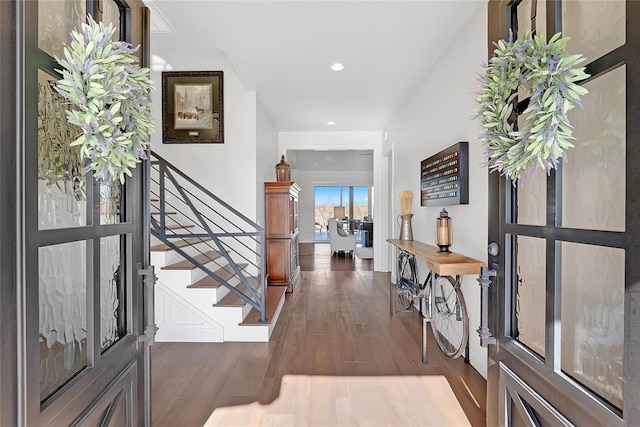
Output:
[420, 141, 469, 207]
[162, 71, 224, 144]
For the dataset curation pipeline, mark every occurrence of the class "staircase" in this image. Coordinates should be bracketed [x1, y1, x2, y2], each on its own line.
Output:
[149, 151, 286, 342]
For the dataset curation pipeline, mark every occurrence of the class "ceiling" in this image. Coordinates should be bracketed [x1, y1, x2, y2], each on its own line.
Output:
[146, 0, 483, 133]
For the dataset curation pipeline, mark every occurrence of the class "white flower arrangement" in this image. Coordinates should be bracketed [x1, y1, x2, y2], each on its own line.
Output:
[476, 32, 590, 182]
[54, 15, 154, 184]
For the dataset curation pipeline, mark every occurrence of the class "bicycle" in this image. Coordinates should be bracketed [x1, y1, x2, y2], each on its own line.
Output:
[396, 249, 469, 359]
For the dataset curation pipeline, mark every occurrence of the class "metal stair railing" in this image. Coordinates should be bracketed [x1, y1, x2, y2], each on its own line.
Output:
[149, 151, 267, 322]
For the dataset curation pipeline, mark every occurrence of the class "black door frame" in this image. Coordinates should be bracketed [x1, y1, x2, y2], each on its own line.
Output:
[487, 0, 640, 424]
[0, 0, 19, 425]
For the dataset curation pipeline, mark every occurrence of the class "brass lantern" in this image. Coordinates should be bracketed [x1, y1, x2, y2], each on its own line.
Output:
[275, 155, 291, 182]
[436, 208, 452, 253]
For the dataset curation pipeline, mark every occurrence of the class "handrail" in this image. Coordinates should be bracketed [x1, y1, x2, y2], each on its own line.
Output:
[151, 151, 263, 232]
[149, 151, 267, 322]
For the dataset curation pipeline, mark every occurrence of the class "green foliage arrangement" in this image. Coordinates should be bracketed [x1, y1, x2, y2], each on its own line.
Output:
[476, 32, 590, 182]
[54, 15, 154, 184]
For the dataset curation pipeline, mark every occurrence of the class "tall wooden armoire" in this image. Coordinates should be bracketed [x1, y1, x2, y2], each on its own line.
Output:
[264, 182, 301, 292]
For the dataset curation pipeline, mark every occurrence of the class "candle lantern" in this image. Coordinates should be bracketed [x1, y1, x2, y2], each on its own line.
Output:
[436, 208, 452, 253]
[275, 155, 291, 181]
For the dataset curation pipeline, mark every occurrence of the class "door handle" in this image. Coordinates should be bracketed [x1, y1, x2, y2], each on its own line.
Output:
[488, 241, 499, 257]
[477, 266, 497, 347]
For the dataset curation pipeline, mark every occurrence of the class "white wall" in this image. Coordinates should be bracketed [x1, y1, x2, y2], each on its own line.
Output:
[150, 49, 258, 222]
[294, 169, 373, 243]
[279, 131, 388, 271]
[255, 98, 279, 227]
[385, 5, 488, 377]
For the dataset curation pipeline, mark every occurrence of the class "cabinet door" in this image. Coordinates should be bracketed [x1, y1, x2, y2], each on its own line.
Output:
[266, 193, 291, 238]
[267, 239, 290, 284]
[290, 235, 299, 278]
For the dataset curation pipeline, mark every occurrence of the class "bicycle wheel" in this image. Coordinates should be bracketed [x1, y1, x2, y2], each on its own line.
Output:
[430, 275, 468, 358]
[397, 252, 417, 310]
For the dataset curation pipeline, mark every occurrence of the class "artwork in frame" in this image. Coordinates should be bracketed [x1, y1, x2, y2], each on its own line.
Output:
[162, 71, 224, 144]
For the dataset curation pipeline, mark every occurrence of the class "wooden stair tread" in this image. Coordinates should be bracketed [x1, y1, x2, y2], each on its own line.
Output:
[165, 224, 195, 230]
[241, 286, 287, 325]
[150, 198, 159, 202]
[161, 250, 221, 270]
[187, 263, 249, 288]
[150, 237, 213, 252]
[151, 211, 178, 215]
[213, 277, 263, 307]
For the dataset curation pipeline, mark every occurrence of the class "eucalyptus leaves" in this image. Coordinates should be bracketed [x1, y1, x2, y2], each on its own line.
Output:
[54, 16, 153, 184]
[476, 32, 589, 182]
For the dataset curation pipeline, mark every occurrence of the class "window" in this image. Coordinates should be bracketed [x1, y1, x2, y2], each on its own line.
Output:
[314, 185, 371, 241]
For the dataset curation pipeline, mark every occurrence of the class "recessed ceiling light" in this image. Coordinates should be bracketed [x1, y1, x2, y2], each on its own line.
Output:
[330, 63, 344, 71]
[327, 121, 336, 126]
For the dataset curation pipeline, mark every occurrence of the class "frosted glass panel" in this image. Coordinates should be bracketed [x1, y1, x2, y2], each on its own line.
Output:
[517, 0, 547, 36]
[39, 241, 88, 401]
[563, 0, 625, 64]
[517, 169, 546, 226]
[100, 181, 122, 224]
[561, 242, 624, 409]
[516, 0, 547, 100]
[101, 235, 126, 351]
[515, 236, 546, 357]
[102, 0, 122, 41]
[514, 108, 547, 226]
[38, 70, 87, 230]
[38, 0, 85, 59]
[562, 66, 625, 232]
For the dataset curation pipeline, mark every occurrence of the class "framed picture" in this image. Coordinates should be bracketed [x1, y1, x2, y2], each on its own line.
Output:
[162, 71, 224, 144]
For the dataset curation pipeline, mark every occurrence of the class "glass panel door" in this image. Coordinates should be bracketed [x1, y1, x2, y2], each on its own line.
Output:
[314, 185, 372, 241]
[20, 1, 151, 424]
[487, 1, 640, 425]
[314, 186, 340, 241]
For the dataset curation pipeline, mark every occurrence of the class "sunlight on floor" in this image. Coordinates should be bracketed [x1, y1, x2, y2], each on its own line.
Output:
[203, 374, 470, 427]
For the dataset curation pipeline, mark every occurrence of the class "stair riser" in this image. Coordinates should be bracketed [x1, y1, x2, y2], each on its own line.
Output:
[154, 268, 209, 288]
[157, 267, 246, 301]
[151, 241, 220, 266]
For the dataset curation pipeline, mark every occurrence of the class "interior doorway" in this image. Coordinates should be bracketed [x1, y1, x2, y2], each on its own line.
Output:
[314, 185, 371, 242]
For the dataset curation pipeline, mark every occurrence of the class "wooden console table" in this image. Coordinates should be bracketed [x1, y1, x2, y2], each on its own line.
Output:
[387, 239, 487, 363]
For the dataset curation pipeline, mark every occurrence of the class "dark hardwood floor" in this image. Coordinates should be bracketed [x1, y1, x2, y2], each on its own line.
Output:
[151, 243, 486, 426]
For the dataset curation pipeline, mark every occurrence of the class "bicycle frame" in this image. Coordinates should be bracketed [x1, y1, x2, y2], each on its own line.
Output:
[391, 248, 469, 363]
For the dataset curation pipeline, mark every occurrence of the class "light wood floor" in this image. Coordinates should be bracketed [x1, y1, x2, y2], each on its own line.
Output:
[151, 243, 486, 426]
[299, 241, 373, 271]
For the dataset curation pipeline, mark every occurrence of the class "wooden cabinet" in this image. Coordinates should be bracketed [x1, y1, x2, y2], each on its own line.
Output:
[265, 182, 300, 292]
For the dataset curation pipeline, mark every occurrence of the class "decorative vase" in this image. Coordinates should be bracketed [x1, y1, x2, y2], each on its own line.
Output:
[398, 214, 414, 241]
[275, 155, 291, 181]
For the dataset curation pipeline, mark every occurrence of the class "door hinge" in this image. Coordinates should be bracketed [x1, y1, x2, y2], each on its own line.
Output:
[138, 265, 159, 346]
[477, 266, 497, 347]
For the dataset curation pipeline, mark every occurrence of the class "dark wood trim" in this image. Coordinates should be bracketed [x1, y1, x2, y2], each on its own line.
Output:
[0, 1, 18, 425]
[624, 0, 640, 420]
[486, 3, 510, 426]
